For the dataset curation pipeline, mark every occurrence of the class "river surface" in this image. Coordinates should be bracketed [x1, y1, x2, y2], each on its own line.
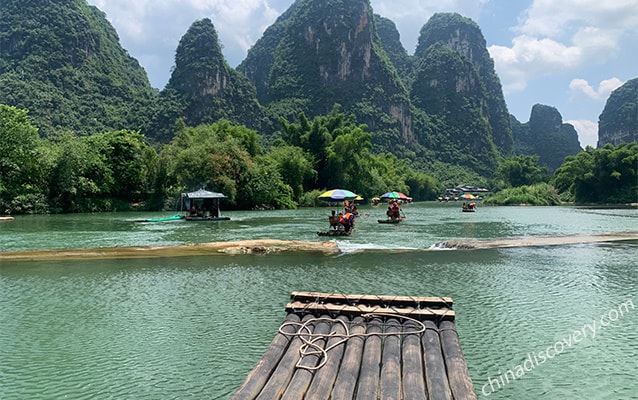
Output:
[1, 202, 637, 399]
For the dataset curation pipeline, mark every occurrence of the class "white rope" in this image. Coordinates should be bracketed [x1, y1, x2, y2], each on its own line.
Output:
[279, 312, 427, 371]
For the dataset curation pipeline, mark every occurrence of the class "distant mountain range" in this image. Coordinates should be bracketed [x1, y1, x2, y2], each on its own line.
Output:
[1, 0, 635, 177]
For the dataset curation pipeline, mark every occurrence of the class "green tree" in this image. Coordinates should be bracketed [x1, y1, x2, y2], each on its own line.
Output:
[495, 155, 549, 188]
[161, 121, 294, 209]
[0, 105, 49, 213]
[265, 145, 317, 201]
[553, 143, 638, 203]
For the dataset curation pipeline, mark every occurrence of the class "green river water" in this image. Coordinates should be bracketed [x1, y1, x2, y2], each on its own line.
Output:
[1, 202, 637, 399]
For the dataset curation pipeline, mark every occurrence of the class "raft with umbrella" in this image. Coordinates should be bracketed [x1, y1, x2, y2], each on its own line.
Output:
[317, 189, 360, 236]
[378, 191, 407, 223]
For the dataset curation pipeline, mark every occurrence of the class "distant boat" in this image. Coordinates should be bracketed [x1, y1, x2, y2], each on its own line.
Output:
[181, 188, 230, 221]
[145, 215, 185, 222]
[378, 216, 405, 224]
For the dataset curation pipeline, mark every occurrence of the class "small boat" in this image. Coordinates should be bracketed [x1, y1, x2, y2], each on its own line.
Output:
[181, 188, 231, 221]
[378, 217, 405, 224]
[144, 215, 185, 222]
[0, 216, 15, 221]
[317, 229, 353, 236]
[461, 202, 477, 212]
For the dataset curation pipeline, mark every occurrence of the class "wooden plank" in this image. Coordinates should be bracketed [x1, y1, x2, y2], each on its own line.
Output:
[255, 314, 315, 400]
[231, 313, 300, 399]
[439, 320, 477, 400]
[331, 316, 366, 399]
[285, 301, 455, 320]
[378, 318, 402, 400]
[290, 292, 453, 307]
[355, 317, 383, 400]
[305, 315, 350, 400]
[422, 320, 452, 400]
[281, 315, 332, 400]
[401, 319, 427, 399]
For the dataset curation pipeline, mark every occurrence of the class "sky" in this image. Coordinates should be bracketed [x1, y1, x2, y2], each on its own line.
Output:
[87, 0, 638, 148]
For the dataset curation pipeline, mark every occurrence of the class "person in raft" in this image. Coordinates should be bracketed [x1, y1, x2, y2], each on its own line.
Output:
[344, 200, 353, 213]
[387, 200, 401, 220]
[339, 212, 355, 232]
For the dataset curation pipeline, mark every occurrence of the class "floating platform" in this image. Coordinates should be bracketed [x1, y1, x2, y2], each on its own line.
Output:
[317, 229, 352, 236]
[231, 291, 477, 399]
[377, 218, 403, 224]
[184, 216, 230, 221]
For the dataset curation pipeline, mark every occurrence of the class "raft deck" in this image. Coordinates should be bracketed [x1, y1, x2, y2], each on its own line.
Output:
[231, 291, 477, 399]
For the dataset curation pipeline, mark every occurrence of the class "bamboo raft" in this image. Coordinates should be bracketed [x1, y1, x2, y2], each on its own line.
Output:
[317, 229, 353, 236]
[231, 291, 477, 399]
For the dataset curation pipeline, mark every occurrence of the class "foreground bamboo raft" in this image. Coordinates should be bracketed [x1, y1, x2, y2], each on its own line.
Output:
[231, 291, 477, 399]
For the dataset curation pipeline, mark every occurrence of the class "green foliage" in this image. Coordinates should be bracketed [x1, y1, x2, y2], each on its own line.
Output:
[0, 0, 156, 138]
[265, 145, 317, 201]
[278, 109, 441, 201]
[0, 105, 49, 214]
[47, 130, 157, 212]
[494, 155, 549, 188]
[553, 143, 638, 203]
[482, 183, 561, 206]
[160, 120, 295, 209]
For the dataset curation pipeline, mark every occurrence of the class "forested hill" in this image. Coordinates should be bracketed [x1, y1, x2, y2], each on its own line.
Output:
[511, 104, 582, 173]
[0, 0, 156, 137]
[237, 0, 420, 157]
[597, 78, 638, 147]
[150, 19, 263, 142]
[1, 0, 597, 181]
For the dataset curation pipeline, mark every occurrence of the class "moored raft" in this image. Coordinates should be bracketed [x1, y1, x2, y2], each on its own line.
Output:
[231, 291, 477, 399]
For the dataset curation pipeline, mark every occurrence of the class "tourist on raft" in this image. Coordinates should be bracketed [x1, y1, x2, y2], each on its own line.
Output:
[387, 200, 401, 220]
[339, 212, 355, 232]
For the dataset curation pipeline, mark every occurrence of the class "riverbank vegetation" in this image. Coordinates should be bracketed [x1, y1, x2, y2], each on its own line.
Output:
[1, 104, 636, 215]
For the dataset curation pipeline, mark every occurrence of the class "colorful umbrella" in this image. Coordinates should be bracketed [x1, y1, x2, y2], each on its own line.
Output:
[458, 193, 476, 199]
[380, 191, 409, 200]
[318, 189, 360, 202]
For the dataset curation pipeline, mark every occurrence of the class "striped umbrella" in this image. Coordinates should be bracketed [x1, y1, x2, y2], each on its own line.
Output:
[380, 191, 409, 200]
[318, 189, 360, 202]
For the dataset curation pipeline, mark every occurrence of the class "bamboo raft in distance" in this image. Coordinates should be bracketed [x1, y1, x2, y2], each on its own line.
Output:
[231, 291, 477, 399]
[317, 229, 352, 236]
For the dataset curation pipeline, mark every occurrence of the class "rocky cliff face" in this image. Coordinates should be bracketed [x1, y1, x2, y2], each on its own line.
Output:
[237, 0, 417, 154]
[513, 104, 582, 172]
[410, 13, 512, 174]
[597, 78, 638, 147]
[157, 18, 262, 137]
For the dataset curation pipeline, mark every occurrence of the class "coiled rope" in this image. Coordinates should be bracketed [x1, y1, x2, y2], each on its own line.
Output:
[279, 312, 427, 371]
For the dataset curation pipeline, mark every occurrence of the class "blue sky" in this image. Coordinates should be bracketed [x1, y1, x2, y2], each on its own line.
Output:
[87, 0, 638, 148]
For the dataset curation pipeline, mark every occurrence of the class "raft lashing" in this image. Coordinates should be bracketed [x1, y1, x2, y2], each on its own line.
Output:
[231, 291, 477, 399]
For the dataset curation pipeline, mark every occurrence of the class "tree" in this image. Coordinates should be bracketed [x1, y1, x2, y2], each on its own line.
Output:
[265, 145, 317, 201]
[553, 143, 638, 203]
[495, 155, 549, 188]
[0, 105, 49, 213]
[160, 121, 294, 209]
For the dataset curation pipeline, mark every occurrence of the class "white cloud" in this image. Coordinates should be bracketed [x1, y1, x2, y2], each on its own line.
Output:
[371, 0, 487, 53]
[569, 77, 624, 100]
[489, 35, 582, 93]
[490, 0, 638, 94]
[566, 119, 599, 148]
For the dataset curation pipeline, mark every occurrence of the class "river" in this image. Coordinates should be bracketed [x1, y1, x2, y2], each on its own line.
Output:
[1, 202, 637, 399]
